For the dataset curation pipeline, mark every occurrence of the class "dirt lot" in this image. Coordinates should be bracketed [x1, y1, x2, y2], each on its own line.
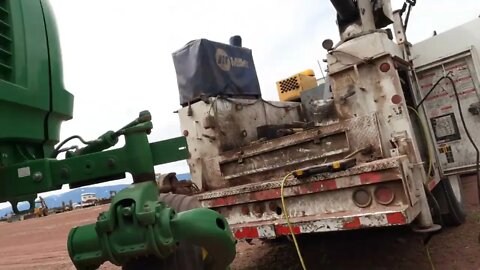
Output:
[0, 204, 479, 270]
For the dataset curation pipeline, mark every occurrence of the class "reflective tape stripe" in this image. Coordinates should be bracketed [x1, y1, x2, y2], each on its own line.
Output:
[232, 211, 409, 239]
[204, 172, 399, 208]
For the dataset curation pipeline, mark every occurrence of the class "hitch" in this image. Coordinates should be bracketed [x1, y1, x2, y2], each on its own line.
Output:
[68, 181, 236, 270]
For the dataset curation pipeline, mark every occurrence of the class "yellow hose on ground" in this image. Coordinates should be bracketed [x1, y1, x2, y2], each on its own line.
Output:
[280, 172, 307, 270]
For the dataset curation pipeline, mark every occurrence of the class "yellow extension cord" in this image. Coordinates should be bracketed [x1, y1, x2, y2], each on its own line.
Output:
[280, 172, 307, 270]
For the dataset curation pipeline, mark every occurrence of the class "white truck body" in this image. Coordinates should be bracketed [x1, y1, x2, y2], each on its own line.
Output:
[80, 192, 98, 208]
[177, 5, 478, 240]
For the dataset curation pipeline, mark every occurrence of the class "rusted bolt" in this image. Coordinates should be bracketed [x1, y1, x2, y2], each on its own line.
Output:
[182, 130, 189, 136]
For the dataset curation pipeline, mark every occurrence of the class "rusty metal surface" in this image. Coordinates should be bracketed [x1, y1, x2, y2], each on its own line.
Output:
[201, 168, 403, 208]
[178, 97, 302, 190]
[212, 180, 408, 225]
[230, 204, 420, 239]
[202, 114, 384, 190]
[197, 156, 405, 200]
[230, 202, 421, 239]
[330, 55, 425, 164]
[326, 33, 403, 75]
[222, 130, 350, 180]
[156, 173, 199, 195]
[213, 98, 302, 152]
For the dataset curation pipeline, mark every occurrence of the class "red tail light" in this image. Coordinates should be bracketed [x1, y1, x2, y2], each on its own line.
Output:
[379, 62, 391, 72]
[374, 186, 395, 205]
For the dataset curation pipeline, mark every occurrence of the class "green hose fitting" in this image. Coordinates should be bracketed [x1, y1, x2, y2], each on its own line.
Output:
[67, 130, 119, 158]
[172, 208, 236, 270]
[67, 181, 176, 269]
[67, 181, 236, 270]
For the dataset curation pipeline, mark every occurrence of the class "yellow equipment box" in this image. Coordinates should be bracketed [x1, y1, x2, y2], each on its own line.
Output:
[276, 69, 317, 101]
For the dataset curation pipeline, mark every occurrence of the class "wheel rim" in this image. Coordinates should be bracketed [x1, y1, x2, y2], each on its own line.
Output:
[448, 175, 463, 203]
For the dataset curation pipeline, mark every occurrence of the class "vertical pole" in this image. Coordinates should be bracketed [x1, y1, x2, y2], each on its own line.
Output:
[124, 129, 155, 183]
[357, 0, 375, 32]
[392, 10, 407, 45]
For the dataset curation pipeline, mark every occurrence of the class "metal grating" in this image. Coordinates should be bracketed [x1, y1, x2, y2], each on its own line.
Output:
[278, 76, 300, 93]
[0, 0, 13, 82]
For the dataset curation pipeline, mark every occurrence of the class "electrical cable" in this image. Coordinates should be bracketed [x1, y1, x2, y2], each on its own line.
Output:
[218, 96, 260, 107]
[408, 106, 434, 177]
[415, 72, 452, 110]
[445, 75, 480, 204]
[261, 98, 301, 109]
[404, 0, 416, 31]
[343, 145, 370, 160]
[415, 74, 480, 204]
[280, 172, 307, 270]
[56, 145, 79, 155]
[51, 135, 91, 158]
[218, 95, 301, 110]
[425, 244, 435, 270]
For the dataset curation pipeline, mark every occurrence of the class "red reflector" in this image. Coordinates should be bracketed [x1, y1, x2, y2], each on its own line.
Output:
[386, 212, 406, 224]
[391, 94, 402, 104]
[379, 62, 391, 72]
[374, 186, 395, 205]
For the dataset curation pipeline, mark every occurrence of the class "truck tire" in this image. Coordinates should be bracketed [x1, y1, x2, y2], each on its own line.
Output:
[432, 175, 466, 226]
[122, 194, 204, 270]
[425, 185, 443, 226]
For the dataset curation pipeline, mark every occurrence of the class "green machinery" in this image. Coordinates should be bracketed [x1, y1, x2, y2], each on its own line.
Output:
[0, 0, 236, 269]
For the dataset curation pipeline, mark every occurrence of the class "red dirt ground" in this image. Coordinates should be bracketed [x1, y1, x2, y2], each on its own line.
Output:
[0, 202, 478, 269]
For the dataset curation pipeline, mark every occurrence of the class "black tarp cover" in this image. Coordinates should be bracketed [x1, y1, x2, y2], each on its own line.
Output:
[173, 39, 261, 106]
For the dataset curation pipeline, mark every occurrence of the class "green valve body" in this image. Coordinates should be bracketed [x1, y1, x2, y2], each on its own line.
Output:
[68, 181, 236, 270]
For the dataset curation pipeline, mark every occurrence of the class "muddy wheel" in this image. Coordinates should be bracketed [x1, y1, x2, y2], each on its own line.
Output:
[432, 175, 466, 226]
[425, 185, 443, 226]
[122, 194, 204, 270]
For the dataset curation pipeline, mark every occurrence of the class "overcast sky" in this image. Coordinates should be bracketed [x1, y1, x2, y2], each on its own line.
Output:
[28, 0, 479, 199]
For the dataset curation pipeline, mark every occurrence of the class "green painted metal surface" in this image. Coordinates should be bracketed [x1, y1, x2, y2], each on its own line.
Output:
[0, 111, 189, 211]
[0, 1, 237, 269]
[0, 0, 71, 212]
[0, 0, 73, 148]
[68, 182, 236, 270]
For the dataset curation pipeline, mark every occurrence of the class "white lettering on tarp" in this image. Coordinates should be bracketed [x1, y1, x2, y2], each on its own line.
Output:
[215, 48, 249, 72]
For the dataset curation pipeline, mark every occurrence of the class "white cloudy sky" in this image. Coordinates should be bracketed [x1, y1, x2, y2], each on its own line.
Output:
[32, 0, 478, 198]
